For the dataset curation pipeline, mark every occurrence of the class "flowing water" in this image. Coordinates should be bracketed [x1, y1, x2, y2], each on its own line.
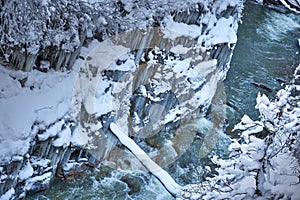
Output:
[225, 1, 300, 131]
[28, 2, 300, 200]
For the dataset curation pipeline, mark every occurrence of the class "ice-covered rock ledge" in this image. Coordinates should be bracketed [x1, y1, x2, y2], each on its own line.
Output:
[0, 0, 243, 199]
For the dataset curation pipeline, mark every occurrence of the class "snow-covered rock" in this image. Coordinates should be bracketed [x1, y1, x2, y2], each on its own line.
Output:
[0, 0, 243, 198]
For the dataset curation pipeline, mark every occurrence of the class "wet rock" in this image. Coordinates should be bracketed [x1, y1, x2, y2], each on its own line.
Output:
[95, 165, 114, 181]
[57, 163, 89, 181]
[251, 82, 272, 93]
[120, 173, 146, 195]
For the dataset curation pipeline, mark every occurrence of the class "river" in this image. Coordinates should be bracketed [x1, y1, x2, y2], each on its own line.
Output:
[225, 1, 300, 131]
[28, 2, 300, 200]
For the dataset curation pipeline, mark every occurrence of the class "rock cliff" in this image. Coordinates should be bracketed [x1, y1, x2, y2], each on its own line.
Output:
[0, 0, 243, 199]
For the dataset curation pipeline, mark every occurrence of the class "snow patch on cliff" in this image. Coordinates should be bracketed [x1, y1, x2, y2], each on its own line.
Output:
[0, 65, 77, 162]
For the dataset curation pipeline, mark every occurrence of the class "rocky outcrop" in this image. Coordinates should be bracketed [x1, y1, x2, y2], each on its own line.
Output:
[0, 0, 243, 199]
[0, 0, 241, 72]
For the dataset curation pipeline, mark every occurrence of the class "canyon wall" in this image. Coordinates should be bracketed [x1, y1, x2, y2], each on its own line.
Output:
[0, 0, 243, 199]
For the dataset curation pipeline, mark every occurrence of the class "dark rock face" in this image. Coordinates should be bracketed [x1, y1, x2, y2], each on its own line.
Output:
[0, 0, 238, 72]
[0, 0, 243, 199]
[120, 173, 147, 195]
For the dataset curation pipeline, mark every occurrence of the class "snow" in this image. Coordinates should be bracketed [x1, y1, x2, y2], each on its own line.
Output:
[228, 139, 240, 151]
[24, 172, 52, 191]
[206, 16, 237, 46]
[194, 71, 220, 106]
[163, 107, 182, 124]
[0, 188, 15, 200]
[163, 6, 239, 50]
[170, 45, 191, 55]
[52, 126, 72, 147]
[284, 114, 298, 129]
[163, 16, 202, 40]
[18, 161, 34, 180]
[30, 157, 50, 168]
[0, 36, 132, 162]
[62, 162, 78, 171]
[256, 92, 270, 107]
[70, 124, 90, 146]
[172, 59, 191, 75]
[0, 38, 106, 163]
[94, 79, 114, 116]
[72, 38, 130, 117]
[0, 0, 244, 197]
[108, 54, 136, 72]
[201, 64, 300, 199]
[0, 65, 76, 162]
[214, 0, 242, 14]
[38, 119, 65, 141]
[234, 176, 256, 194]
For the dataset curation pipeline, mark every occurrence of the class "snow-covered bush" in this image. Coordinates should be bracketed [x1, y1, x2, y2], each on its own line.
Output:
[216, 65, 299, 199]
[180, 65, 300, 199]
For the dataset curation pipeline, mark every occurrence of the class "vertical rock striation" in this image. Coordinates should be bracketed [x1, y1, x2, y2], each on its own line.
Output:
[0, 0, 243, 199]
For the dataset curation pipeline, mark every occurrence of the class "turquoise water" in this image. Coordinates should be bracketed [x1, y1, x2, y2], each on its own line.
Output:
[225, 1, 300, 131]
[28, 2, 300, 200]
